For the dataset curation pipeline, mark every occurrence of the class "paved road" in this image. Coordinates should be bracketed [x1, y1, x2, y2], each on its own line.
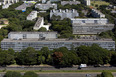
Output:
[0, 72, 116, 77]
[0, 66, 116, 71]
[0, 66, 116, 77]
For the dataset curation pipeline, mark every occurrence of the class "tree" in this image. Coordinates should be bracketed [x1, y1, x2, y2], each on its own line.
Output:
[15, 47, 38, 65]
[100, 71, 114, 77]
[22, 71, 38, 77]
[52, 47, 79, 67]
[4, 71, 22, 77]
[113, 20, 116, 40]
[40, 47, 50, 63]
[109, 52, 116, 65]
[0, 35, 3, 41]
[52, 51, 63, 66]
[38, 27, 47, 32]
[75, 44, 111, 65]
[51, 15, 61, 20]
[0, 51, 14, 66]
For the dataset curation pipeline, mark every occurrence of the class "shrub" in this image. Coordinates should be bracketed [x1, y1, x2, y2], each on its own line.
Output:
[23, 71, 38, 77]
[101, 71, 114, 77]
[4, 71, 21, 77]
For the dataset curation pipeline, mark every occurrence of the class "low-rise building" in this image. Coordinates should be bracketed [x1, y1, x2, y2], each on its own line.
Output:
[42, 0, 47, 3]
[27, 11, 37, 21]
[2, 0, 19, 5]
[61, 1, 80, 6]
[83, 0, 90, 6]
[111, 10, 116, 13]
[50, 0, 60, 2]
[50, 9, 79, 20]
[71, 18, 114, 35]
[2, 3, 10, 9]
[35, 3, 57, 10]
[0, 2, 2, 5]
[15, 1, 35, 11]
[8, 32, 57, 39]
[33, 17, 50, 30]
[1, 38, 115, 51]
[91, 9, 105, 18]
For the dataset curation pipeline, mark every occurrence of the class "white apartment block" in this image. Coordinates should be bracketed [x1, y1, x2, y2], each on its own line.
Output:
[83, 0, 90, 6]
[61, 1, 80, 6]
[42, 0, 46, 3]
[2, 0, 19, 5]
[2, 3, 10, 9]
[1, 0, 19, 9]
[0, 2, 2, 5]
[35, 3, 57, 10]
[50, 9, 79, 20]
[27, 11, 37, 21]
[33, 17, 50, 30]
[91, 9, 105, 18]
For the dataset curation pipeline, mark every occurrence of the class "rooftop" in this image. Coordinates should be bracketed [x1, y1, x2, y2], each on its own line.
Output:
[71, 18, 108, 20]
[51, 9, 78, 13]
[1, 38, 114, 42]
[9, 31, 57, 34]
[34, 17, 43, 28]
[92, 9, 105, 16]
[72, 23, 114, 26]
[27, 11, 37, 17]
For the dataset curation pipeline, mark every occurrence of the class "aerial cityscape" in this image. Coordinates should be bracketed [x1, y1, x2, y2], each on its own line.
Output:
[0, 0, 116, 77]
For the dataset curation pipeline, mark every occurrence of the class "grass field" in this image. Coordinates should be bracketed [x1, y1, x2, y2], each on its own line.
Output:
[91, 1, 110, 8]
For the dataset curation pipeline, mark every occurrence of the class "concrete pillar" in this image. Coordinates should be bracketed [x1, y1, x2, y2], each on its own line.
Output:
[12, 0, 14, 4]
[3, 0, 6, 5]
[15, 0, 18, 3]
[8, 0, 10, 4]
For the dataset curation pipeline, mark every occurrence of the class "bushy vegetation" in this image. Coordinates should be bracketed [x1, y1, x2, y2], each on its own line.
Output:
[0, 2, 36, 41]
[0, 44, 115, 67]
[97, 71, 114, 77]
[22, 71, 38, 77]
[4, 71, 38, 77]
[98, 20, 116, 40]
[4, 71, 22, 77]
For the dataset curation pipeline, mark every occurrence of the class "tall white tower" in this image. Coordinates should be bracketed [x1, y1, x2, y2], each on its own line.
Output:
[86, 0, 90, 6]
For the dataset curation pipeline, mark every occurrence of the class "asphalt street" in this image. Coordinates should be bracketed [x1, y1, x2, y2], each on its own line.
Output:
[0, 72, 116, 77]
[0, 66, 116, 77]
[0, 66, 116, 71]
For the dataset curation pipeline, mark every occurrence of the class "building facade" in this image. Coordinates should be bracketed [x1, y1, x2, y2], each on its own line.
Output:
[35, 3, 57, 10]
[61, 1, 80, 6]
[50, 0, 60, 2]
[1, 0, 19, 5]
[27, 11, 37, 21]
[83, 0, 90, 6]
[71, 18, 114, 35]
[91, 9, 105, 18]
[1, 38, 115, 51]
[15, 2, 35, 11]
[50, 9, 79, 20]
[8, 32, 57, 39]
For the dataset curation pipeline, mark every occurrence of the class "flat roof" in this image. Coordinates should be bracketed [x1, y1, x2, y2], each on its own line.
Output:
[71, 18, 108, 20]
[1, 38, 114, 42]
[72, 23, 114, 26]
[9, 31, 58, 34]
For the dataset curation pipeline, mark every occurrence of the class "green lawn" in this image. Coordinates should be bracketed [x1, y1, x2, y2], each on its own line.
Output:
[91, 1, 110, 8]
